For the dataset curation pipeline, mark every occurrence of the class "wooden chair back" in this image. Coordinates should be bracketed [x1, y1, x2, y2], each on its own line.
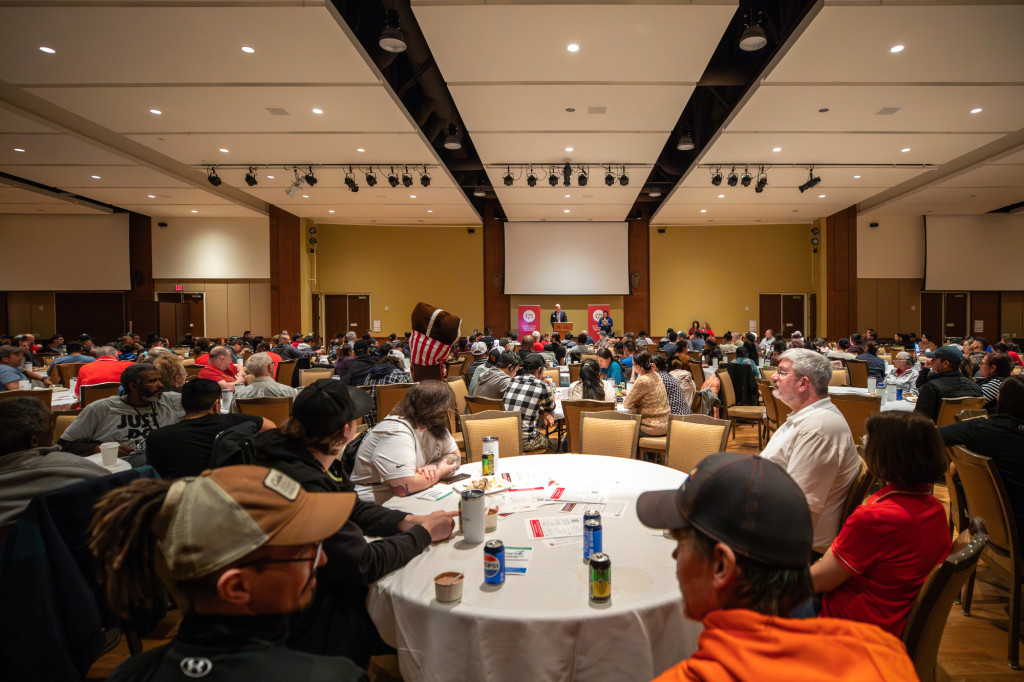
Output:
[759, 366, 777, 383]
[686, 350, 702, 361]
[936, 397, 987, 428]
[839, 456, 875, 527]
[579, 411, 641, 459]
[446, 361, 463, 378]
[459, 411, 524, 462]
[375, 383, 414, 421]
[56, 362, 86, 388]
[831, 393, 881, 445]
[687, 360, 704, 387]
[53, 412, 78, 443]
[236, 396, 292, 425]
[275, 359, 299, 387]
[172, 346, 189, 356]
[562, 399, 615, 454]
[664, 414, 730, 473]
[0, 388, 53, 412]
[944, 458, 969, 537]
[465, 395, 504, 414]
[542, 367, 560, 387]
[756, 381, 780, 435]
[297, 368, 333, 386]
[948, 445, 1019, 560]
[725, 351, 736, 363]
[715, 368, 736, 408]
[845, 359, 869, 388]
[568, 363, 582, 385]
[80, 382, 119, 408]
[901, 518, 989, 682]
[579, 353, 598, 365]
[830, 368, 849, 386]
[185, 364, 204, 380]
[445, 376, 469, 416]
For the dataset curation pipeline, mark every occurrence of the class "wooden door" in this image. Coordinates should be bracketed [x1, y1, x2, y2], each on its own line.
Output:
[158, 302, 177, 342]
[311, 293, 321, 343]
[970, 292, 999, 341]
[187, 294, 204, 337]
[944, 292, 968, 339]
[808, 293, 817, 339]
[132, 300, 160, 339]
[782, 294, 806, 337]
[324, 295, 348, 340]
[349, 295, 371, 336]
[758, 294, 782, 336]
[921, 292, 943, 341]
[55, 292, 125, 344]
[173, 303, 190, 344]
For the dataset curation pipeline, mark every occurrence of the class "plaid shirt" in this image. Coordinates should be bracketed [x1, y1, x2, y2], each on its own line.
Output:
[364, 369, 412, 426]
[503, 374, 555, 439]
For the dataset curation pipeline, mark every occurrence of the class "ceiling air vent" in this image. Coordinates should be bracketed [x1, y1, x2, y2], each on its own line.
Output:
[265, 107, 290, 116]
[875, 107, 901, 115]
[587, 106, 607, 115]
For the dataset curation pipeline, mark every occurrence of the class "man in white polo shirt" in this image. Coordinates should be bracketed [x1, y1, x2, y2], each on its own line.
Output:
[760, 349, 860, 556]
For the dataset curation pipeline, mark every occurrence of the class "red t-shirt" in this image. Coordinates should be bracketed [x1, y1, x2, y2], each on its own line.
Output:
[821, 484, 950, 636]
[265, 351, 282, 379]
[198, 363, 238, 385]
[532, 342, 544, 352]
[74, 357, 135, 396]
[194, 353, 210, 366]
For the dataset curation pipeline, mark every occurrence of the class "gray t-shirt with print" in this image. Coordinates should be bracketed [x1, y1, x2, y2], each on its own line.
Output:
[61, 394, 185, 454]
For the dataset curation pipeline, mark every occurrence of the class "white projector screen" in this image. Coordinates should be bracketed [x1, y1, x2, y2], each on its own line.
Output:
[503, 222, 630, 295]
[925, 215, 1024, 291]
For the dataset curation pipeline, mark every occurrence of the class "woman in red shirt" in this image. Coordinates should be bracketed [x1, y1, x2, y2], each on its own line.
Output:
[810, 411, 950, 637]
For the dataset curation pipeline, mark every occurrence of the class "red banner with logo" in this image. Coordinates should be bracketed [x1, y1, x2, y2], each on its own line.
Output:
[587, 304, 609, 340]
[517, 305, 542, 336]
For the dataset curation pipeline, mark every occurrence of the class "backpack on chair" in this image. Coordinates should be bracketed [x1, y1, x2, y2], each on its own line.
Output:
[209, 420, 260, 469]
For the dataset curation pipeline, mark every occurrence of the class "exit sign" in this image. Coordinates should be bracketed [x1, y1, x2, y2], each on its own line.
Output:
[174, 284, 183, 291]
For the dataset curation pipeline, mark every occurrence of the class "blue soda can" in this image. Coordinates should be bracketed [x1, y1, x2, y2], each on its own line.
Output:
[584, 518, 603, 560]
[896, 388, 903, 400]
[584, 509, 601, 525]
[484, 540, 505, 585]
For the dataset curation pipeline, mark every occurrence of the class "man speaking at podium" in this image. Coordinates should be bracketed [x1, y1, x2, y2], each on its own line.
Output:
[550, 303, 568, 329]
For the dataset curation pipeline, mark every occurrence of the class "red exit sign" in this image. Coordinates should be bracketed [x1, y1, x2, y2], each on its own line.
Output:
[174, 284, 183, 291]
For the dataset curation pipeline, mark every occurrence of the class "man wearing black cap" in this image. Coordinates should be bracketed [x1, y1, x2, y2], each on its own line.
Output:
[253, 379, 455, 665]
[637, 453, 917, 681]
[915, 345, 984, 421]
[340, 340, 376, 387]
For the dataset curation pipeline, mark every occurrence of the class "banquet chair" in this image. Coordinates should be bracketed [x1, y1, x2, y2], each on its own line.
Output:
[949, 445, 1023, 669]
[376, 383, 414, 421]
[845, 359, 869, 388]
[80, 382, 119, 408]
[185, 364, 204, 380]
[660, 415, 731, 475]
[830, 368, 849, 386]
[55, 362, 86, 388]
[831, 393, 881, 446]
[568, 362, 582, 385]
[954, 409, 987, 422]
[756, 381, 781, 444]
[562, 399, 615, 454]
[465, 395, 505, 414]
[52, 412, 77, 443]
[445, 361, 463, 378]
[944, 457, 969, 538]
[687, 360, 705, 387]
[542, 367, 561, 387]
[445, 375, 469, 417]
[901, 517, 988, 682]
[759, 366, 777, 383]
[838, 456, 875, 527]
[275, 359, 299, 387]
[725, 351, 736, 363]
[687, 351, 701, 361]
[936, 397, 987, 428]
[460, 411, 525, 462]
[579, 353, 598, 365]
[445, 409, 464, 455]
[449, 355, 470, 379]
[0, 388, 53, 412]
[298, 367, 333, 386]
[579, 411, 641, 459]
[716, 369, 765, 443]
[235, 396, 292, 425]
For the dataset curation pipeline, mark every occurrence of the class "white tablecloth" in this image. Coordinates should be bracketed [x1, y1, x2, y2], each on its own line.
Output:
[828, 386, 915, 412]
[367, 455, 699, 682]
[85, 452, 131, 473]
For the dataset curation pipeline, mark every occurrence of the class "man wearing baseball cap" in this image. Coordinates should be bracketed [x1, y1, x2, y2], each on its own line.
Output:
[90, 465, 366, 681]
[637, 453, 916, 681]
[915, 345, 983, 421]
[253, 379, 455, 665]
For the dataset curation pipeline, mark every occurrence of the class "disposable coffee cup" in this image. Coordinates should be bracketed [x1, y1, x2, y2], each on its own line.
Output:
[485, 506, 499, 532]
[18, 379, 30, 390]
[867, 377, 877, 395]
[99, 442, 119, 466]
[434, 572, 464, 602]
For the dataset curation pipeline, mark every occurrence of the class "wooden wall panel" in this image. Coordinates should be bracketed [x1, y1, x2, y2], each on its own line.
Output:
[898, 279, 923, 335]
[55, 292, 125, 344]
[0, 293, 7, 335]
[971, 292, 1000, 341]
[226, 282, 250, 337]
[124, 212, 154, 329]
[875, 280, 900, 337]
[826, 205, 857, 339]
[269, 205, 301, 335]
[856, 279, 877, 335]
[624, 206, 651, 334]
[1001, 292, 1023, 339]
[482, 200, 510, 333]
[249, 280, 271, 337]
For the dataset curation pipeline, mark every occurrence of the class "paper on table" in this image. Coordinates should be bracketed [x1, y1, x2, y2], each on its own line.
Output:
[541, 537, 581, 549]
[557, 501, 628, 518]
[498, 489, 552, 515]
[505, 546, 534, 575]
[498, 470, 555, 487]
[415, 485, 454, 501]
[526, 516, 584, 539]
[547, 487, 607, 504]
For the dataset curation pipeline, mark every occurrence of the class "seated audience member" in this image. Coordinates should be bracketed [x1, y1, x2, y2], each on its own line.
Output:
[463, 341, 489, 386]
[89, 466, 366, 682]
[474, 351, 520, 399]
[0, 345, 51, 391]
[661, 331, 679, 359]
[967, 336, 989, 375]
[733, 345, 761, 378]
[152, 352, 187, 392]
[595, 330, 611, 350]
[761, 349, 860, 554]
[13, 334, 39, 367]
[741, 336, 762, 365]
[595, 347, 624, 384]
[884, 351, 920, 392]
[198, 345, 247, 390]
[192, 338, 213, 365]
[74, 345, 133, 396]
[758, 329, 775, 354]
[0, 399, 106, 548]
[995, 341, 1023, 369]
[668, 356, 697, 407]
[47, 341, 96, 379]
[769, 339, 788, 366]
[977, 351, 1012, 413]
[827, 338, 856, 361]
[567, 358, 616, 402]
[619, 340, 637, 377]
[234, 352, 297, 403]
[544, 333, 567, 365]
[623, 351, 671, 436]
[689, 331, 706, 352]
[636, 330, 654, 347]
[503, 354, 556, 452]
[253, 379, 455, 664]
[78, 333, 96, 354]
[226, 337, 246, 363]
[532, 335, 545, 352]
[340, 340, 376, 387]
[333, 345, 355, 377]
[788, 330, 806, 349]
[351, 381, 460, 503]
[701, 322, 715, 337]
[468, 348, 500, 396]
[653, 355, 691, 416]
[847, 333, 865, 356]
[146, 379, 275, 479]
[855, 342, 886, 384]
[637, 453, 916, 681]
[914, 346, 984, 421]
[362, 355, 413, 427]
[701, 337, 724, 367]
[42, 334, 65, 354]
[117, 342, 137, 362]
[917, 332, 937, 354]
[249, 341, 282, 379]
[811, 411, 950, 636]
[719, 332, 738, 354]
[271, 333, 306, 361]
[940, 375, 1024, 531]
[59, 364, 185, 457]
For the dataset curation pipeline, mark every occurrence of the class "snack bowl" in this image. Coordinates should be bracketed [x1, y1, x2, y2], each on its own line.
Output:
[434, 571, 465, 602]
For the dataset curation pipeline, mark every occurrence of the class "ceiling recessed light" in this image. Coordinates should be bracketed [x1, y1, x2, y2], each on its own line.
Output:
[890, 44, 904, 53]
[717, 194, 725, 198]
[567, 43, 580, 52]
[312, 108, 323, 115]
[147, 194, 156, 198]
[427, 210, 433, 213]
[328, 209, 335, 213]
[410, 194, 416, 199]
[772, 147, 782, 152]
[266, 175, 274, 179]
[818, 194, 826, 198]
[970, 107, 982, 114]
[700, 209, 707, 213]
[302, 194, 309, 198]
[149, 108, 162, 115]
[564, 209, 570, 213]
[191, 210, 198, 213]
[564, 194, 571, 198]
[901, 147, 911, 153]
[13, 148, 25, 152]
[356, 148, 365, 153]
[39, 46, 55, 54]
[219, 148, 229, 153]
[853, 175, 861, 179]
[565, 147, 573, 152]
[241, 46, 255, 54]
[91, 175, 101, 179]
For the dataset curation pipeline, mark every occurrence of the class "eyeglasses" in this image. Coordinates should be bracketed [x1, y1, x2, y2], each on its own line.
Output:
[237, 541, 323, 572]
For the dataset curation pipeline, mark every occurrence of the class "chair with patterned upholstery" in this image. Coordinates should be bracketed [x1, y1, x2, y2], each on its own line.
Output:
[831, 393, 881, 446]
[662, 414, 731, 474]
[936, 396, 987, 428]
[80, 382, 119, 408]
[235, 396, 292, 426]
[460, 411, 524, 462]
[579, 411, 641, 459]
[298, 368, 333, 386]
[562, 399, 615, 454]
[375, 383, 414, 422]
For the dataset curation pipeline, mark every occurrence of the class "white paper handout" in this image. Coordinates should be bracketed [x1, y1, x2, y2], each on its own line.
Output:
[505, 546, 534, 574]
[415, 485, 454, 501]
[547, 487, 608, 504]
[557, 501, 628, 518]
[525, 516, 584, 539]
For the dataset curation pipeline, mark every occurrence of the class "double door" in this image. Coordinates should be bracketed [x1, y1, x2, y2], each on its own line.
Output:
[323, 294, 371, 340]
[759, 293, 809, 338]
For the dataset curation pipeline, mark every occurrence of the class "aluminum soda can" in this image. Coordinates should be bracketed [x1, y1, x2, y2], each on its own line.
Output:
[896, 388, 903, 400]
[583, 509, 601, 525]
[589, 553, 611, 603]
[481, 451, 492, 476]
[482, 436, 499, 476]
[484, 539, 505, 585]
[583, 518, 603, 561]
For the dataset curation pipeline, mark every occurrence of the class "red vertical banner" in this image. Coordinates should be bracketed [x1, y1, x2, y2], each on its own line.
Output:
[587, 304, 609, 340]
[517, 304, 541, 335]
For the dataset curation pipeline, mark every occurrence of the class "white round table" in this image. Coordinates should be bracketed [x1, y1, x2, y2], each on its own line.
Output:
[367, 454, 699, 682]
[827, 386, 915, 412]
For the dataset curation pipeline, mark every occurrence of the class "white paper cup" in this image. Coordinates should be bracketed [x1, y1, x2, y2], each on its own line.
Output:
[18, 379, 30, 390]
[99, 442, 119, 466]
[485, 507, 499, 532]
[434, 572, 464, 602]
[867, 377, 877, 395]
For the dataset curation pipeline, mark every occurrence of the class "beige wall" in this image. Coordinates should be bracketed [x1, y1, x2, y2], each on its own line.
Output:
[311, 223, 484, 335]
[300, 218, 314, 334]
[6, 292, 56, 338]
[153, 280, 271, 339]
[857, 278, 923, 338]
[857, 214, 924, 279]
[649, 223, 818, 337]
[508, 296, 624, 338]
[1002, 292, 1024, 339]
[152, 217, 270, 280]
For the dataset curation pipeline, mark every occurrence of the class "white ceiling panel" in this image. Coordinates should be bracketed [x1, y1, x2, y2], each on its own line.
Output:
[0, 5, 378, 85]
[888, 186, 1022, 211]
[0, 202, 108, 214]
[680, 165, 929, 189]
[299, 203, 480, 221]
[935, 164, 1024, 190]
[61, 187, 233, 206]
[0, 108, 59, 134]
[766, 5, 1024, 84]
[473, 132, 667, 165]
[702, 132, 1003, 166]
[26, 86, 415, 135]
[503, 203, 634, 222]
[413, 4, 736, 84]
[450, 84, 694, 133]
[242, 186, 468, 206]
[728, 85, 1024, 133]
[993, 149, 1024, 166]
[0, 186, 67, 203]
[0, 134, 132, 165]
[491, 185, 643, 207]
[665, 185, 874, 206]
[118, 203, 265, 219]
[653, 201, 829, 224]
[0, 164, 192, 189]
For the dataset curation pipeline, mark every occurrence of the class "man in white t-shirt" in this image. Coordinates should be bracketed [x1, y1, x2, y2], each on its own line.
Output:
[759, 349, 860, 555]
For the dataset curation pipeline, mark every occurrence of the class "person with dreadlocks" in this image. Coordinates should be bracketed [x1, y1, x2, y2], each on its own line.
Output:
[89, 466, 367, 681]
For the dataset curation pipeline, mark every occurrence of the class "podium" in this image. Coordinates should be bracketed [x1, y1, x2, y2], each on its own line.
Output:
[553, 322, 574, 336]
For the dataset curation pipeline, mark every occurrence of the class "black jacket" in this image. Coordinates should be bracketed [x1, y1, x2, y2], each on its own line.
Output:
[914, 369, 984, 420]
[340, 354, 376, 386]
[108, 613, 367, 682]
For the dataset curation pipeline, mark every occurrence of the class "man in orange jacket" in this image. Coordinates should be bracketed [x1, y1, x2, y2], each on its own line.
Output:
[636, 453, 917, 681]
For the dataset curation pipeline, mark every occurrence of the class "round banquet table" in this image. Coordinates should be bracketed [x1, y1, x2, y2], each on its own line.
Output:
[827, 385, 915, 412]
[366, 454, 700, 682]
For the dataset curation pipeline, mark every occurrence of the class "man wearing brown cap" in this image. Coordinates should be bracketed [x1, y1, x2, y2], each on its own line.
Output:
[637, 453, 917, 681]
[90, 466, 367, 681]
